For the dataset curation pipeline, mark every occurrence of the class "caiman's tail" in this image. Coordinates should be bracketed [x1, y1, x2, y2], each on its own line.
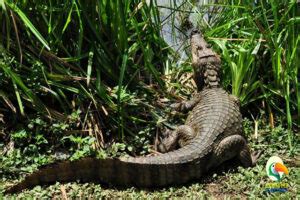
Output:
[5, 157, 101, 194]
[4, 143, 207, 194]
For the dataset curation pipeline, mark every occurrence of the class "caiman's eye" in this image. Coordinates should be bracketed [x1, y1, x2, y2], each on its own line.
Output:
[197, 46, 203, 50]
[206, 44, 211, 48]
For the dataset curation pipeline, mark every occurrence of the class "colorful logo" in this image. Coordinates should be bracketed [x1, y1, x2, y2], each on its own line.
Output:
[266, 156, 289, 182]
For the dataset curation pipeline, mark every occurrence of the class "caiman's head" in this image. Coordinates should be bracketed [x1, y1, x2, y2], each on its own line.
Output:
[190, 29, 221, 91]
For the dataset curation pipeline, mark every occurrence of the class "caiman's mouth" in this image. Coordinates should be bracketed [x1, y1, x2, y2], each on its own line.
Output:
[198, 55, 220, 65]
[199, 54, 216, 59]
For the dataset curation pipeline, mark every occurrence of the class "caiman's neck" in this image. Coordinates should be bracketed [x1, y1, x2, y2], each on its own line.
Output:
[193, 60, 221, 91]
[203, 62, 221, 88]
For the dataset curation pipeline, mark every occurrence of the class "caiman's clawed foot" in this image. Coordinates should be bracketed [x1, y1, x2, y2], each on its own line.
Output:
[170, 102, 183, 111]
[170, 101, 194, 113]
[251, 150, 263, 166]
[170, 95, 201, 113]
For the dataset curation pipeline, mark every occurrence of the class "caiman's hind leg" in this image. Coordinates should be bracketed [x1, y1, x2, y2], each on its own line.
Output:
[239, 144, 261, 167]
[158, 125, 196, 153]
[208, 135, 258, 169]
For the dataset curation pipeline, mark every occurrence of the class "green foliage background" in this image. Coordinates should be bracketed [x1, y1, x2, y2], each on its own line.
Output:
[0, 0, 299, 154]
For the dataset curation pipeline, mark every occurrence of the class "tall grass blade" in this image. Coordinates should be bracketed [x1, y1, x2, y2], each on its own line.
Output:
[5, 2, 50, 50]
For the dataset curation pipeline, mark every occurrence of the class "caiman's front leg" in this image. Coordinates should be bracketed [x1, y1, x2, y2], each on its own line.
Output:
[171, 94, 201, 113]
[158, 94, 201, 153]
[158, 125, 196, 153]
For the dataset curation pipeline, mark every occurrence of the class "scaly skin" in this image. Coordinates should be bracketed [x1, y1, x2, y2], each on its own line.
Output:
[4, 30, 256, 194]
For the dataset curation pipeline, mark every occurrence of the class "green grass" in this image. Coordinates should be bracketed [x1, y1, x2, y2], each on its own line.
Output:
[1, 122, 299, 199]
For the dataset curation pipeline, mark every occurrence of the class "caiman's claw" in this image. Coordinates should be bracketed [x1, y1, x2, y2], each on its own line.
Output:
[252, 150, 263, 166]
[170, 102, 182, 111]
[157, 140, 167, 153]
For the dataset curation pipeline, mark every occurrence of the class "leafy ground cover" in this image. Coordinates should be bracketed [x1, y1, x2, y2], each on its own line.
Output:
[1, 121, 299, 199]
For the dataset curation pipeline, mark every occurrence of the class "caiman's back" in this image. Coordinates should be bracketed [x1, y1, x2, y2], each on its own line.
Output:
[186, 88, 243, 152]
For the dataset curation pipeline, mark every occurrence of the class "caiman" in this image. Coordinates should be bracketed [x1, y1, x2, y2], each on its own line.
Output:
[5, 29, 258, 194]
